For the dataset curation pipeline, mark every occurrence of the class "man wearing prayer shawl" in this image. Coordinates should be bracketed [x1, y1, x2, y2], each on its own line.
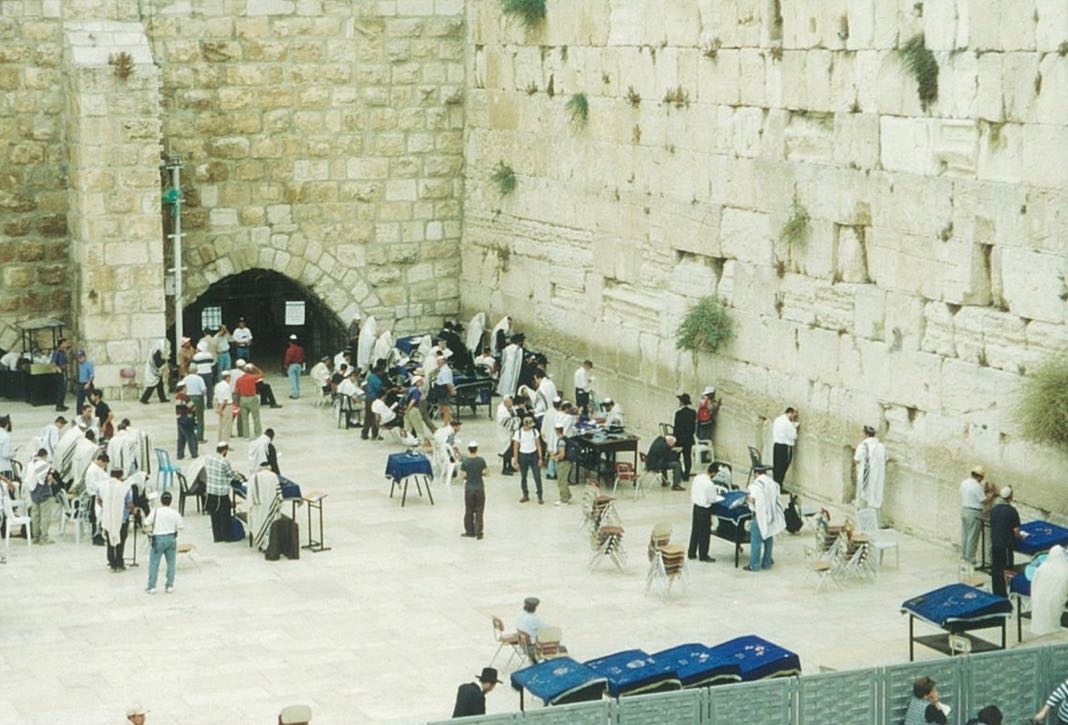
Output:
[496, 334, 524, 398]
[248, 430, 278, 476]
[244, 459, 280, 546]
[1031, 545, 1068, 636]
[496, 396, 519, 475]
[53, 422, 84, 485]
[745, 465, 785, 572]
[98, 464, 133, 571]
[853, 425, 887, 509]
[490, 316, 510, 354]
[70, 430, 101, 495]
[107, 420, 141, 476]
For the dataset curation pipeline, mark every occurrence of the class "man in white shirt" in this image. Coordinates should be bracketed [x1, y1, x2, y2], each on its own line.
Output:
[232, 318, 253, 361]
[771, 407, 800, 490]
[515, 596, 544, 658]
[214, 370, 234, 443]
[38, 416, 66, 462]
[433, 419, 463, 483]
[496, 396, 519, 475]
[573, 360, 594, 414]
[960, 464, 993, 566]
[854, 425, 887, 509]
[532, 370, 557, 427]
[600, 398, 624, 429]
[688, 463, 725, 562]
[181, 372, 208, 444]
[0, 415, 13, 478]
[192, 339, 216, 407]
[434, 357, 456, 425]
[512, 416, 543, 503]
[144, 490, 184, 594]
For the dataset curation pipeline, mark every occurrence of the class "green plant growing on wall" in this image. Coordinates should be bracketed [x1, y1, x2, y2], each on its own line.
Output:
[1015, 356, 1068, 451]
[490, 161, 517, 196]
[898, 34, 939, 111]
[108, 51, 134, 80]
[625, 86, 641, 107]
[662, 85, 690, 109]
[676, 296, 734, 353]
[500, 0, 546, 31]
[566, 93, 589, 128]
[701, 37, 722, 59]
[779, 197, 810, 246]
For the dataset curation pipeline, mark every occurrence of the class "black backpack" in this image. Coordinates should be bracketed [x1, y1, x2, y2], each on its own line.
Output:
[784, 494, 803, 534]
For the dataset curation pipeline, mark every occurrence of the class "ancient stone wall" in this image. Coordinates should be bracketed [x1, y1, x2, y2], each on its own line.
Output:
[460, 0, 1068, 541]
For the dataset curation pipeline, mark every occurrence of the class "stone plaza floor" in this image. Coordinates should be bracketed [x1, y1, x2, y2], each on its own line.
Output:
[0, 376, 1010, 724]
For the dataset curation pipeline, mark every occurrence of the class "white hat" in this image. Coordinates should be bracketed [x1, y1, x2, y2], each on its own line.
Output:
[216, 441, 229, 450]
[467, 440, 479, 449]
[411, 375, 424, 384]
[289, 334, 297, 340]
[221, 370, 231, 377]
[1000, 486, 1013, 499]
[244, 364, 254, 371]
[278, 704, 312, 724]
[603, 397, 613, 404]
[126, 705, 147, 717]
[702, 385, 716, 396]
[235, 359, 246, 367]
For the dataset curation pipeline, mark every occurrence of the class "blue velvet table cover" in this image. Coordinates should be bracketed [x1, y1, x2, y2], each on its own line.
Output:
[711, 490, 751, 523]
[650, 643, 742, 688]
[583, 649, 681, 697]
[385, 451, 432, 481]
[510, 657, 607, 705]
[706, 635, 802, 681]
[1017, 520, 1068, 555]
[901, 583, 1012, 627]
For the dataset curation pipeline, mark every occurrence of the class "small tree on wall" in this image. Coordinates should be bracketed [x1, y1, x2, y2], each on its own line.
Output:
[898, 34, 939, 111]
[676, 296, 734, 353]
[1015, 356, 1068, 452]
[500, 0, 546, 31]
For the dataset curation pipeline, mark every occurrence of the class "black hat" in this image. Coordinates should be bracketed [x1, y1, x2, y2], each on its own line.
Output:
[677, 392, 692, 405]
[477, 667, 502, 684]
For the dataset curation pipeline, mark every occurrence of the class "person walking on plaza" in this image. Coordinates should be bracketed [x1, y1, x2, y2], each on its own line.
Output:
[284, 334, 305, 399]
[25, 448, 56, 544]
[771, 407, 799, 489]
[960, 464, 993, 566]
[460, 441, 488, 539]
[854, 425, 887, 509]
[98, 462, 133, 572]
[232, 317, 253, 361]
[140, 338, 169, 404]
[214, 323, 232, 375]
[51, 337, 71, 411]
[180, 371, 208, 444]
[989, 486, 1021, 597]
[451, 667, 500, 718]
[74, 349, 95, 412]
[551, 422, 574, 505]
[688, 463, 724, 562]
[745, 465, 785, 572]
[205, 441, 239, 542]
[236, 363, 263, 439]
[512, 416, 543, 504]
[214, 370, 233, 443]
[673, 393, 697, 480]
[145, 490, 183, 594]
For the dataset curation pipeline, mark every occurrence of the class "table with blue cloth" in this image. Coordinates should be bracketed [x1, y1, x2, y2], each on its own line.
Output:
[583, 649, 681, 697]
[711, 490, 752, 568]
[510, 657, 608, 710]
[395, 334, 425, 356]
[650, 643, 742, 688]
[979, 518, 1068, 572]
[901, 583, 1012, 659]
[706, 635, 801, 681]
[385, 452, 433, 507]
[452, 373, 494, 419]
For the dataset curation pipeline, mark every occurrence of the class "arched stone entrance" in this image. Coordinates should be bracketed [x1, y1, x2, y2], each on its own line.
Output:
[168, 269, 347, 366]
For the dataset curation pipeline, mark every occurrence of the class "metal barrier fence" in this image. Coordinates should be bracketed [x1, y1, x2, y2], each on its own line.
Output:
[431, 642, 1068, 725]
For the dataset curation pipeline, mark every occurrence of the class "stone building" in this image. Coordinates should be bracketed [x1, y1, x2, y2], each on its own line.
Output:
[1, 0, 1066, 543]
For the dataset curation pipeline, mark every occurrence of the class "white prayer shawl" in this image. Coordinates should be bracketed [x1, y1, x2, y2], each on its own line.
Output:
[557, 412, 577, 437]
[248, 434, 272, 476]
[854, 436, 887, 509]
[356, 316, 377, 370]
[184, 457, 206, 489]
[496, 402, 518, 453]
[71, 438, 99, 491]
[432, 425, 457, 479]
[534, 378, 558, 416]
[1031, 546, 1068, 636]
[496, 343, 522, 397]
[143, 339, 168, 387]
[38, 423, 61, 461]
[371, 398, 397, 425]
[372, 330, 393, 366]
[748, 474, 786, 541]
[99, 476, 130, 547]
[107, 429, 140, 477]
[542, 408, 559, 450]
[244, 468, 279, 541]
[466, 313, 486, 353]
[490, 317, 510, 350]
[309, 362, 331, 388]
[332, 351, 348, 371]
[416, 334, 433, 362]
[54, 426, 84, 481]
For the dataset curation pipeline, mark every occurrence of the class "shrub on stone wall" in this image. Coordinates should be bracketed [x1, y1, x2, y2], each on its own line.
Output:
[676, 296, 734, 353]
[501, 0, 546, 31]
[898, 34, 939, 111]
[1016, 356, 1068, 451]
[490, 161, 517, 196]
[566, 93, 589, 129]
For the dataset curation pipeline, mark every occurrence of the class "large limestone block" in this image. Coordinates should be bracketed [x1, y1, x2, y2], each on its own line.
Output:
[939, 51, 979, 119]
[889, 349, 943, 411]
[1036, 0, 1068, 50]
[1023, 124, 1068, 190]
[720, 206, 772, 267]
[953, 306, 1030, 374]
[1000, 247, 1066, 324]
[879, 116, 934, 174]
[939, 358, 1020, 417]
[920, 301, 956, 357]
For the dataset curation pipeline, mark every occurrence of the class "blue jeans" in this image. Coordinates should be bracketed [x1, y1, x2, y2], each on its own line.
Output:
[518, 452, 542, 499]
[287, 363, 302, 398]
[177, 417, 198, 459]
[147, 533, 177, 589]
[235, 345, 250, 362]
[216, 351, 231, 376]
[749, 518, 774, 570]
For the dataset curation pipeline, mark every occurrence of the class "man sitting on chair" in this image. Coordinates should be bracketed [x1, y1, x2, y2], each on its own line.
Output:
[515, 596, 544, 661]
[646, 434, 685, 491]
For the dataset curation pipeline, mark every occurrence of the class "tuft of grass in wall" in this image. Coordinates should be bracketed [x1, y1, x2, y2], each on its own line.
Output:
[624, 86, 641, 107]
[662, 85, 690, 109]
[1060, 41, 1068, 57]
[676, 296, 734, 353]
[631, 124, 641, 144]
[701, 37, 722, 59]
[566, 93, 589, 129]
[525, 80, 538, 95]
[898, 34, 939, 111]
[1015, 356, 1068, 451]
[769, 46, 783, 61]
[500, 0, 546, 31]
[987, 121, 1008, 150]
[490, 161, 517, 196]
[109, 51, 134, 80]
[779, 197, 810, 247]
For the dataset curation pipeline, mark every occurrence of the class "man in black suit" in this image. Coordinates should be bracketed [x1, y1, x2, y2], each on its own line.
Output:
[672, 392, 697, 480]
[452, 667, 501, 718]
[646, 434, 684, 491]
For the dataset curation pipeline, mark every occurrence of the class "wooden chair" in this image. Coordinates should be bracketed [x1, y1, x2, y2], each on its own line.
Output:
[612, 462, 640, 500]
[589, 524, 627, 573]
[491, 616, 526, 668]
[516, 629, 536, 663]
[647, 522, 672, 561]
[637, 452, 664, 493]
[534, 626, 569, 661]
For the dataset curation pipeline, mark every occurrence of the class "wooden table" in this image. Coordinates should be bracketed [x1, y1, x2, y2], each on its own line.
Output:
[572, 432, 639, 484]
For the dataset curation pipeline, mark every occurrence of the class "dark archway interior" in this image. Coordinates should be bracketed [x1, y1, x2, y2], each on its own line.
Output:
[167, 269, 347, 370]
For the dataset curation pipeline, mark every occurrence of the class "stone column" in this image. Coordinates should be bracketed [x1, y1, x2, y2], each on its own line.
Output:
[63, 21, 165, 394]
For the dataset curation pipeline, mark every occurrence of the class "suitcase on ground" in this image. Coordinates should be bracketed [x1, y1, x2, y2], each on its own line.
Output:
[265, 517, 300, 561]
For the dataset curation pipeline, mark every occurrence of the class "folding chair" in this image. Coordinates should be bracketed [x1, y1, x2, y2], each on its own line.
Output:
[490, 616, 526, 669]
[3, 496, 31, 550]
[589, 524, 627, 573]
[646, 543, 688, 598]
[803, 536, 845, 593]
[612, 462, 640, 500]
[658, 423, 674, 437]
[56, 489, 89, 545]
[646, 522, 672, 562]
[745, 446, 765, 485]
[842, 538, 877, 582]
[638, 452, 666, 492]
[855, 507, 900, 567]
[534, 626, 569, 661]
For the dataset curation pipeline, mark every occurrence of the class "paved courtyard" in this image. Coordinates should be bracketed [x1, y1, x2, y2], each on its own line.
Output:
[0, 377, 1006, 724]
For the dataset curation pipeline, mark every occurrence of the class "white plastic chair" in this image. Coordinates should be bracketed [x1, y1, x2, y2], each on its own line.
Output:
[3, 495, 31, 550]
[56, 489, 89, 545]
[694, 438, 714, 465]
[856, 508, 900, 567]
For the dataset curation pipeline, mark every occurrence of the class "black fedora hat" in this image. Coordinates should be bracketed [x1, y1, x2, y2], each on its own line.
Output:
[477, 667, 502, 684]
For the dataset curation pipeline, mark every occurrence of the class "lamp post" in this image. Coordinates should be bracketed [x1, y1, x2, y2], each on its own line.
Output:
[162, 153, 184, 360]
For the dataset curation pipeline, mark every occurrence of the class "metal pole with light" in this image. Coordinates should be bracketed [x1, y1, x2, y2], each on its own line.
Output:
[162, 153, 184, 359]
